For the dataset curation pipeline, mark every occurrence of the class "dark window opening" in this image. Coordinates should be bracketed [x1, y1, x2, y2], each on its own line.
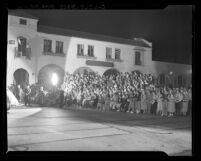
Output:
[19, 19, 27, 25]
[135, 51, 141, 65]
[44, 40, 52, 53]
[18, 37, 27, 56]
[56, 41, 63, 54]
[88, 45, 94, 57]
[115, 48, 121, 60]
[106, 47, 112, 59]
[77, 44, 84, 56]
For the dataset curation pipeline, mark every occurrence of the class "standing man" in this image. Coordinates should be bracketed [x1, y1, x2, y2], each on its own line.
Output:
[59, 87, 64, 108]
[38, 86, 45, 106]
[175, 88, 183, 116]
[24, 84, 31, 107]
[187, 87, 192, 116]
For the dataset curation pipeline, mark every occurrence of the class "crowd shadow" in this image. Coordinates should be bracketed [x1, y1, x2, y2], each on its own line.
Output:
[29, 105, 192, 132]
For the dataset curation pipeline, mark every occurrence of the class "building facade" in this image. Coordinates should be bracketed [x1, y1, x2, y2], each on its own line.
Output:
[7, 11, 192, 89]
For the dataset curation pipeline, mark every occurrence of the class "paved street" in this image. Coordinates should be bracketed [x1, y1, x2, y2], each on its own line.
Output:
[7, 106, 192, 155]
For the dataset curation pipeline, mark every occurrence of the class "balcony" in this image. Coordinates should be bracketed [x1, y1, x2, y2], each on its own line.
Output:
[14, 47, 31, 59]
[77, 54, 97, 60]
[43, 51, 65, 57]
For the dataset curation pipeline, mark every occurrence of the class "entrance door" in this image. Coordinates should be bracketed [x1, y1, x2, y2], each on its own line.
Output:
[14, 69, 29, 89]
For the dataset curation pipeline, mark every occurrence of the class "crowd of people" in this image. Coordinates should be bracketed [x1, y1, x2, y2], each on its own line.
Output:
[60, 71, 192, 117]
[7, 70, 192, 117]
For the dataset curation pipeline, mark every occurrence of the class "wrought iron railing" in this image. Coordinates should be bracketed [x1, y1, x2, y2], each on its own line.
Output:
[14, 47, 31, 59]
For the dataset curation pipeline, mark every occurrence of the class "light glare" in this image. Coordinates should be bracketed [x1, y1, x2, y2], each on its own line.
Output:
[51, 73, 58, 86]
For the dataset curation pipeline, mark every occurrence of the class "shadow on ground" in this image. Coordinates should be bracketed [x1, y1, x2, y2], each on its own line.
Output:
[21, 106, 191, 132]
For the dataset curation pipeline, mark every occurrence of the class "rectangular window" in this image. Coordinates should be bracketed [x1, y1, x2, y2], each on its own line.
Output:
[115, 48, 121, 60]
[43, 39, 52, 53]
[56, 41, 63, 54]
[106, 47, 112, 59]
[135, 51, 142, 65]
[18, 37, 27, 56]
[88, 45, 94, 57]
[77, 44, 84, 56]
[19, 19, 27, 25]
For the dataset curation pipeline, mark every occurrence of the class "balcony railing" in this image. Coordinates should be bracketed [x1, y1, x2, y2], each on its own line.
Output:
[43, 51, 65, 57]
[77, 54, 97, 59]
[14, 47, 31, 59]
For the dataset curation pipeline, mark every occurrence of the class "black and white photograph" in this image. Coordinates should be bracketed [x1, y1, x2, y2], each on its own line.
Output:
[6, 5, 192, 156]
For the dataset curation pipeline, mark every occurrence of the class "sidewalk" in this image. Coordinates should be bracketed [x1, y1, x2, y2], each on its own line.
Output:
[10, 104, 39, 109]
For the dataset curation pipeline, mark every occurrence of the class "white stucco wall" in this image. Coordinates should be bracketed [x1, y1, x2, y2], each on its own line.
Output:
[7, 15, 38, 85]
[64, 37, 152, 76]
[7, 14, 192, 88]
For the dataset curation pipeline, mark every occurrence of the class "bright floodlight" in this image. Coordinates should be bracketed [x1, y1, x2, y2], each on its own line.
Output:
[51, 73, 58, 86]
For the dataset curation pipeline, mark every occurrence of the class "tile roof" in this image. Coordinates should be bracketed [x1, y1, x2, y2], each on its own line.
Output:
[8, 10, 39, 20]
[38, 25, 151, 48]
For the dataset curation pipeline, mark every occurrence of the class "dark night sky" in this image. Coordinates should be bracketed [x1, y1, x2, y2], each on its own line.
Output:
[23, 5, 192, 64]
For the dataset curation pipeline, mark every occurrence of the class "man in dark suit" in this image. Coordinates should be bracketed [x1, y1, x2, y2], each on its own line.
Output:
[59, 88, 64, 108]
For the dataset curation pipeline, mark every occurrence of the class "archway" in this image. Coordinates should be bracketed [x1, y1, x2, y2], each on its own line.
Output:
[13, 68, 29, 89]
[73, 67, 95, 75]
[103, 68, 119, 77]
[38, 64, 65, 90]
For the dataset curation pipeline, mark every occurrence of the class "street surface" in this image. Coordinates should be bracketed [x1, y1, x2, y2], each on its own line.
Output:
[7, 106, 192, 155]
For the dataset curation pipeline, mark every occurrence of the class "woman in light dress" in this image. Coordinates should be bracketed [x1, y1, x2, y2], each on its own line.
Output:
[167, 89, 175, 117]
[156, 90, 163, 116]
[181, 88, 189, 116]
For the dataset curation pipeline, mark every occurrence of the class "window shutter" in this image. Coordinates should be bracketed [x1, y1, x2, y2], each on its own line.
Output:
[26, 47, 31, 59]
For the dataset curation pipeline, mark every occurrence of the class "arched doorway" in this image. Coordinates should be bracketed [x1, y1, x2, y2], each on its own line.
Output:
[13, 68, 29, 89]
[73, 67, 95, 75]
[38, 64, 65, 90]
[103, 68, 119, 77]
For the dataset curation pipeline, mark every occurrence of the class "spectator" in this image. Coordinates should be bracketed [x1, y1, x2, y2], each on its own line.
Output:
[181, 88, 189, 116]
[167, 89, 176, 117]
[150, 91, 157, 115]
[141, 89, 147, 114]
[24, 84, 31, 107]
[162, 88, 168, 116]
[175, 88, 183, 116]
[156, 90, 163, 116]
[187, 87, 192, 116]
[38, 86, 45, 106]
